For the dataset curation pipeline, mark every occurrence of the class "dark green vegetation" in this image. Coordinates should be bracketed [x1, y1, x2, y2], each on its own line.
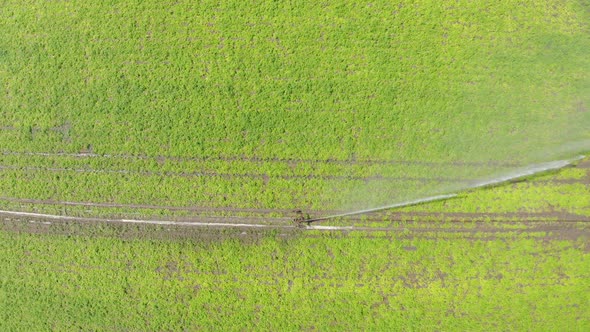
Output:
[1, 0, 589, 215]
[1, 221, 589, 331]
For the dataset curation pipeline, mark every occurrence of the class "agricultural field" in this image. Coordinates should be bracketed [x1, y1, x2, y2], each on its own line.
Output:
[1, 0, 589, 220]
[1, 162, 589, 330]
[1, 0, 590, 330]
[1, 214, 589, 330]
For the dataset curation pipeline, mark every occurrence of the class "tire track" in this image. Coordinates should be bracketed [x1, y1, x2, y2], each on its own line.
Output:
[0, 164, 471, 183]
[2, 209, 589, 236]
[0, 196, 308, 215]
[0, 155, 586, 229]
[0, 151, 523, 168]
[0, 209, 293, 229]
[0, 164, 585, 186]
[1, 197, 589, 223]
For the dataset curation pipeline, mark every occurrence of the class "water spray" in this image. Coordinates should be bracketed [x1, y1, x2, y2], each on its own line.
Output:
[299, 194, 457, 225]
[299, 155, 586, 225]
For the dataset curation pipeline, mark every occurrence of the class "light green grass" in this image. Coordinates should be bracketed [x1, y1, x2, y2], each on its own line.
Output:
[396, 170, 590, 217]
[0, 0, 589, 213]
[0, 227, 588, 331]
[1, 2, 590, 329]
[0, 156, 586, 220]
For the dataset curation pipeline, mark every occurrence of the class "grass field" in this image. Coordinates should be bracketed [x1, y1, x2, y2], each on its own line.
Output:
[0, 152, 589, 330]
[1, 0, 589, 216]
[1, 0, 590, 330]
[1, 218, 589, 331]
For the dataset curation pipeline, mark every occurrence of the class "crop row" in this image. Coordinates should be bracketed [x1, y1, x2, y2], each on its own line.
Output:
[0, 157, 588, 221]
[2, 151, 574, 217]
[0, 151, 503, 181]
[0, 166, 454, 212]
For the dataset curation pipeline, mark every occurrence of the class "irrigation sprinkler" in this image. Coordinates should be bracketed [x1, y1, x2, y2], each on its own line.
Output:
[296, 194, 457, 225]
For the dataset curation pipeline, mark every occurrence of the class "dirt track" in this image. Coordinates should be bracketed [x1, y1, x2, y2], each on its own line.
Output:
[2, 208, 590, 238]
[2, 216, 589, 249]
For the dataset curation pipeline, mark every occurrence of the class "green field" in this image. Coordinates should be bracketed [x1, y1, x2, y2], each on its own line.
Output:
[1, 165, 589, 330]
[1, 220, 589, 331]
[1, 0, 590, 330]
[1, 0, 589, 216]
